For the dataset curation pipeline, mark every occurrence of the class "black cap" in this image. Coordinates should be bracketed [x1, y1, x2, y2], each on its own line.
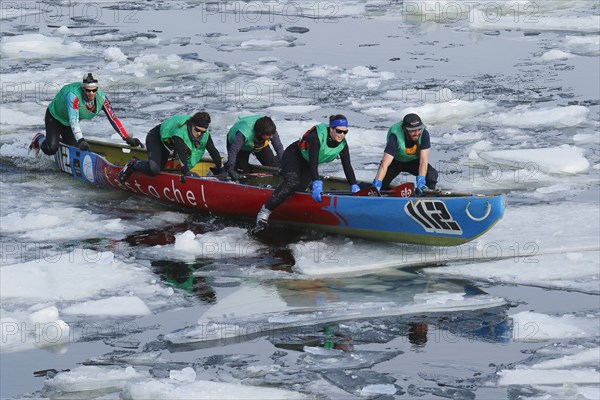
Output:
[402, 113, 423, 131]
[190, 112, 211, 129]
[82, 73, 99, 88]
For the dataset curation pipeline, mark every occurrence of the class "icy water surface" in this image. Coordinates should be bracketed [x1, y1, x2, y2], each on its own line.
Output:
[1, 1, 599, 398]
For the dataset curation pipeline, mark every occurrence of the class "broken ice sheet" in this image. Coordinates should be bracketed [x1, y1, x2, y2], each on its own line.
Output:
[322, 369, 401, 398]
[83, 350, 164, 366]
[297, 347, 402, 371]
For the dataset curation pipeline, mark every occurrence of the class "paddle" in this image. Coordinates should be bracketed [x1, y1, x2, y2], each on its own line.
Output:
[422, 188, 475, 197]
[326, 183, 415, 198]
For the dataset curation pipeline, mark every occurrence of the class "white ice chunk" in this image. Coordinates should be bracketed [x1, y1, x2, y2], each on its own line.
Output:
[104, 47, 128, 63]
[0, 34, 86, 59]
[44, 366, 148, 392]
[150, 228, 263, 261]
[122, 379, 309, 399]
[483, 105, 588, 128]
[511, 311, 599, 342]
[169, 367, 196, 382]
[423, 251, 600, 294]
[563, 35, 600, 56]
[531, 348, 600, 370]
[540, 49, 574, 61]
[62, 296, 151, 316]
[267, 105, 321, 114]
[360, 384, 397, 395]
[479, 145, 589, 174]
[470, 9, 600, 33]
[497, 368, 600, 386]
[1, 310, 70, 354]
[1, 250, 158, 303]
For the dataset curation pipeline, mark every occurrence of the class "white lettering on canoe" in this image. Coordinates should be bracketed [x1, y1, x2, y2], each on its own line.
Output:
[103, 166, 198, 207]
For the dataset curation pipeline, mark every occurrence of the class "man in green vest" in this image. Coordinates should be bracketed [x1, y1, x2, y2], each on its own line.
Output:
[29, 73, 143, 156]
[119, 112, 222, 182]
[372, 113, 438, 194]
[224, 115, 283, 181]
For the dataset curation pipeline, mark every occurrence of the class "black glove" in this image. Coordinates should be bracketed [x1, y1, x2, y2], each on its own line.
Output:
[77, 138, 90, 151]
[180, 170, 198, 183]
[209, 166, 223, 176]
[228, 168, 241, 182]
[125, 136, 144, 148]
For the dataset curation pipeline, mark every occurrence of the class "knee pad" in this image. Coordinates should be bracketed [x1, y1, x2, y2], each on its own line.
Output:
[149, 161, 161, 176]
[43, 141, 59, 156]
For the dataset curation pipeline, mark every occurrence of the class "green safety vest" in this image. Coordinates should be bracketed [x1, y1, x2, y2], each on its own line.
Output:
[227, 115, 269, 152]
[47, 82, 106, 126]
[300, 123, 346, 164]
[160, 115, 210, 169]
[387, 122, 422, 162]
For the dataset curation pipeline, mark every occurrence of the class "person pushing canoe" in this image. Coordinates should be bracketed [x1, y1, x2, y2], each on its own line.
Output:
[372, 113, 438, 195]
[224, 115, 283, 181]
[119, 112, 222, 182]
[29, 73, 143, 155]
[254, 114, 360, 232]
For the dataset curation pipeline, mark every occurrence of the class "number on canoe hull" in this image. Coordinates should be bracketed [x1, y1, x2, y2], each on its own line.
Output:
[405, 200, 462, 235]
[55, 144, 72, 175]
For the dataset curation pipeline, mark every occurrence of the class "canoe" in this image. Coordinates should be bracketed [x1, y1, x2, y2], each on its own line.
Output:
[53, 140, 506, 245]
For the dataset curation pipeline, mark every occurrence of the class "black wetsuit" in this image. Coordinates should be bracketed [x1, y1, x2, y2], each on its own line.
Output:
[133, 124, 221, 176]
[264, 128, 357, 212]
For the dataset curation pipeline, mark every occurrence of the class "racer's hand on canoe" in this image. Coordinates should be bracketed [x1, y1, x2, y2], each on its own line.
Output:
[416, 176, 428, 195]
[228, 168, 241, 182]
[179, 171, 198, 184]
[77, 138, 90, 151]
[350, 184, 360, 193]
[125, 136, 144, 148]
[311, 180, 323, 202]
[210, 166, 229, 181]
[372, 179, 382, 192]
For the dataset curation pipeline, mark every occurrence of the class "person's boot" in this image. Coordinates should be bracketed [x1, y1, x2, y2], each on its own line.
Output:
[119, 158, 138, 182]
[28, 132, 45, 156]
[254, 205, 271, 232]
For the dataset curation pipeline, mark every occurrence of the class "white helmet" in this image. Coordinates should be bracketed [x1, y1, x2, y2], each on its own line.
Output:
[82, 73, 99, 88]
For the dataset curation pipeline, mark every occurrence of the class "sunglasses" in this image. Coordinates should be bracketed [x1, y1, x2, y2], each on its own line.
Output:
[334, 128, 348, 135]
[193, 126, 206, 134]
[84, 88, 98, 93]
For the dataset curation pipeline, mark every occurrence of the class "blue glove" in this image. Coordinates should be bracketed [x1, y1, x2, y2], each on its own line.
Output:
[311, 180, 323, 202]
[372, 179, 382, 191]
[350, 184, 360, 193]
[416, 175, 428, 194]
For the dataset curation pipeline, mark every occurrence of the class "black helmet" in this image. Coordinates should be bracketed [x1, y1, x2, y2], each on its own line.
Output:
[190, 111, 211, 129]
[82, 73, 99, 88]
[402, 113, 423, 131]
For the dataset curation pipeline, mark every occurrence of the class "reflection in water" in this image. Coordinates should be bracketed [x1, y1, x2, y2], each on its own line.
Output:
[408, 322, 429, 347]
[151, 260, 217, 304]
[266, 271, 510, 353]
[270, 311, 509, 357]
